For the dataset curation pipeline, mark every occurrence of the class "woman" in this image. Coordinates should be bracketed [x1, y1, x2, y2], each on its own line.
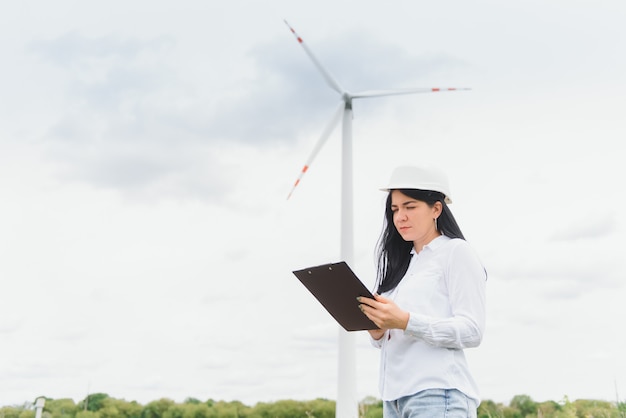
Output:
[358, 165, 486, 418]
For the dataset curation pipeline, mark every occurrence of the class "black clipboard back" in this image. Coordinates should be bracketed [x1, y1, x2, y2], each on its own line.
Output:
[292, 261, 379, 331]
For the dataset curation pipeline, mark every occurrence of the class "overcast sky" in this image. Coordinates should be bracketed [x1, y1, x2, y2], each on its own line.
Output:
[2, 0, 626, 409]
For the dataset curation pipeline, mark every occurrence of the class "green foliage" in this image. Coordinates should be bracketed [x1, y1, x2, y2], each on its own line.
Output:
[99, 399, 142, 418]
[78, 394, 110, 413]
[478, 399, 504, 418]
[2, 394, 626, 418]
[208, 401, 248, 418]
[552, 396, 577, 418]
[500, 405, 522, 418]
[569, 398, 619, 418]
[75, 411, 100, 418]
[160, 403, 185, 418]
[252, 399, 334, 418]
[359, 397, 382, 418]
[510, 395, 537, 417]
[1, 406, 25, 418]
[141, 399, 175, 418]
[0, 404, 39, 418]
[44, 399, 79, 418]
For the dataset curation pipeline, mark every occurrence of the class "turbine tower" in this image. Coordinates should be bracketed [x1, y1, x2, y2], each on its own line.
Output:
[34, 398, 45, 418]
[284, 21, 469, 418]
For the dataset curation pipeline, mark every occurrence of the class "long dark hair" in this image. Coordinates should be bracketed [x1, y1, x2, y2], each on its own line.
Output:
[375, 188, 465, 294]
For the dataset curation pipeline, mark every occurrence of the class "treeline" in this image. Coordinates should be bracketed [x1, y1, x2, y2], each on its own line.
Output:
[2, 393, 626, 418]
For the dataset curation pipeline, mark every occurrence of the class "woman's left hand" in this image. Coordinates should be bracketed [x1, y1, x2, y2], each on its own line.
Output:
[358, 294, 410, 330]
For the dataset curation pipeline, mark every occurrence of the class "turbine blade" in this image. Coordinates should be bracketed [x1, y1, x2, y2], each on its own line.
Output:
[351, 87, 471, 99]
[287, 101, 345, 200]
[284, 20, 344, 95]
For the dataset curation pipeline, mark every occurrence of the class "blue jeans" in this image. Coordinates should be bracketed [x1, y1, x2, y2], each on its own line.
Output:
[383, 389, 477, 418]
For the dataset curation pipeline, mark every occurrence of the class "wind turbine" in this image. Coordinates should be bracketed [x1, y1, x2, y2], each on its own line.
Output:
[284, 21, 469, 418]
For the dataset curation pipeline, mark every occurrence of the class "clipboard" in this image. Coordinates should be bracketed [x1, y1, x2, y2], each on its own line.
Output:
[292, 261, 379, 331]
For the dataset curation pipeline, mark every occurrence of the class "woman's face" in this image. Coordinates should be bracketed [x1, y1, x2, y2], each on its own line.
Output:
[390, 190, 441, 244]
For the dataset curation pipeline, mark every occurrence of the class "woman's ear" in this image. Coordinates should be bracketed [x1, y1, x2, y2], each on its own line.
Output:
[433, 201, 443, 218]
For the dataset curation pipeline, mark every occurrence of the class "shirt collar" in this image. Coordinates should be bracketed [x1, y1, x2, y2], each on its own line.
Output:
[410, 234, 450, 255]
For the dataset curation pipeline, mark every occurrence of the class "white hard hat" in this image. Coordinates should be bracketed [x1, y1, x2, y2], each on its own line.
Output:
[380, 165, 453, 204]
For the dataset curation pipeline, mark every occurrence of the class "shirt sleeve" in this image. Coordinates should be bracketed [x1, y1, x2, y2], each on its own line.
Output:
[403, 241, 487, 349]
[369, 331, 387, 348]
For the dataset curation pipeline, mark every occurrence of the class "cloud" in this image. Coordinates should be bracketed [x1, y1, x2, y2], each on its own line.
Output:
[24, 32, 236, 199]
[28, 32, 177, 113]
[18, 26, 471, 201]
[208, 29, 471, 145]
[489, 228, 624, 301]
[29, 31, 173, 64]
[0, 316, 22, 335]
[550, 212, 618, 241]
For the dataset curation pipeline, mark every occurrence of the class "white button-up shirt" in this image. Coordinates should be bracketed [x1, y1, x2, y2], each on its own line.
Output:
[371, 235, 486, 405]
